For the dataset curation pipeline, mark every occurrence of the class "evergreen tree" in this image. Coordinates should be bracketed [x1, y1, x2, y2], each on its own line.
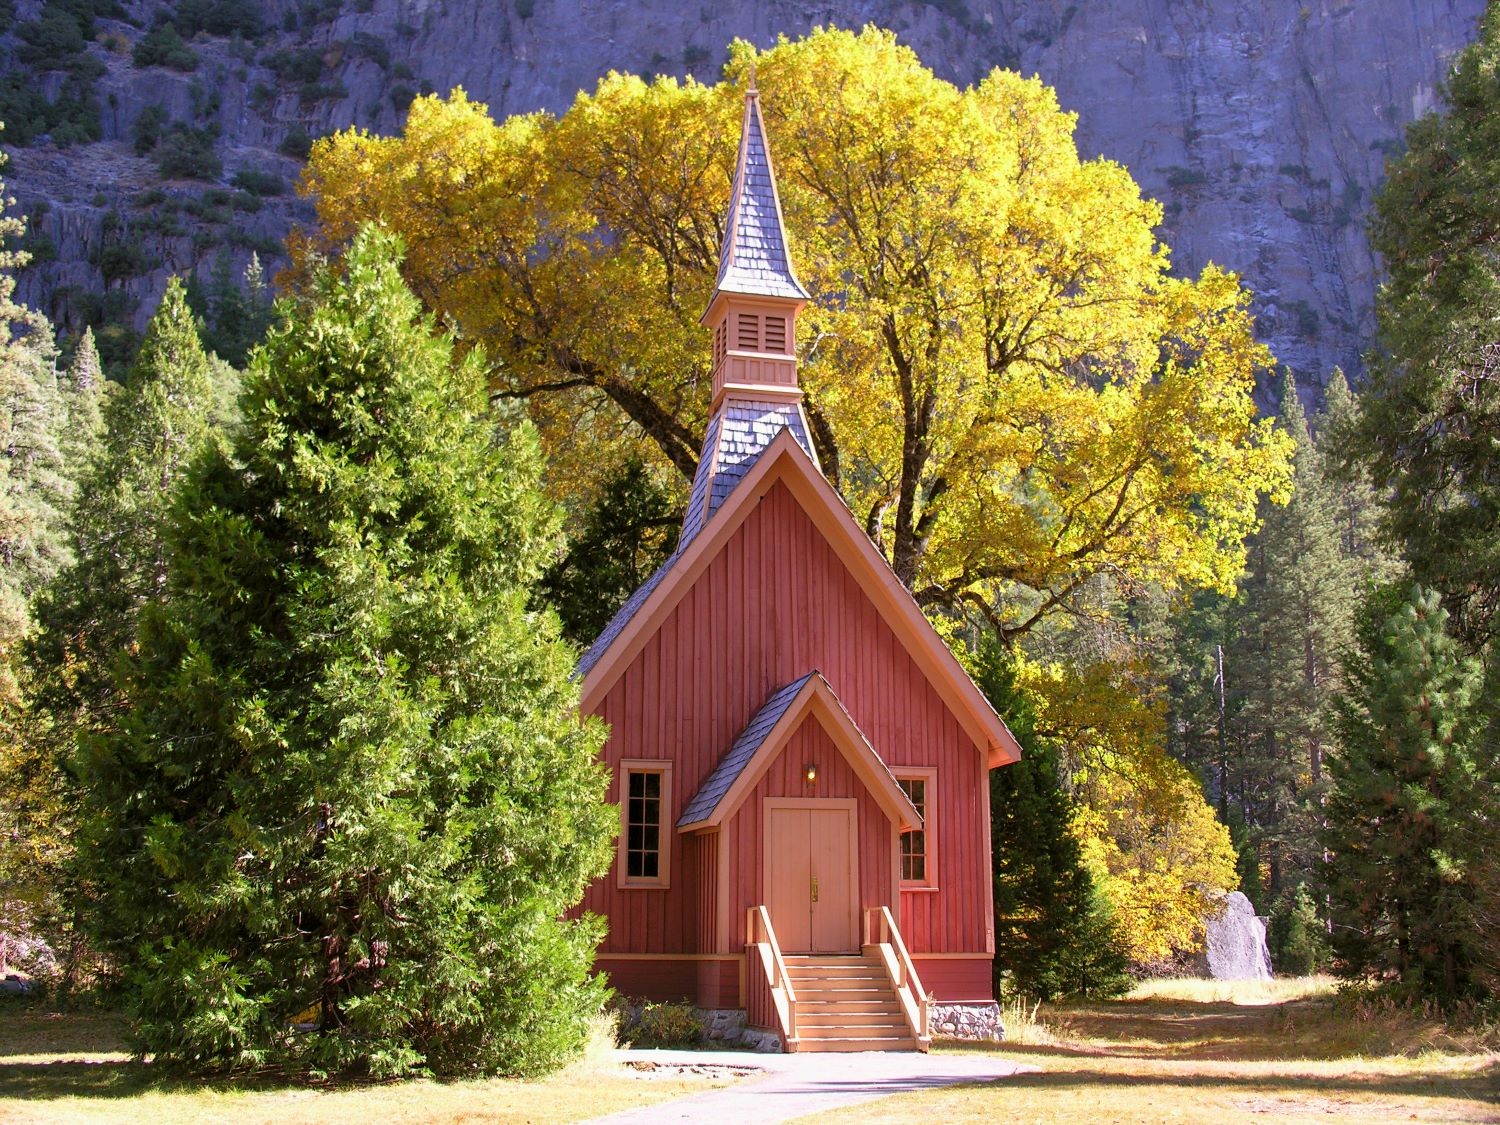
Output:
[33, 278, 230, 741]
[978, 645, 1131, 1001]
[1319, 369, 1395, 582]
[57, 326, 105, 483]
[0, 140, 76, 975]
[191, 250, 275, 368]
[1360, 4, 1500, 646]
[1234, 373, 1354, 891]
[0, 160, 70, 657]
[541, 458, 680, 644]
[1267, 884, 1328, 976]
[1164, 375, 1358, 903]
[73, 227, 615, 1077]
[1321, 584, 1494, 1000]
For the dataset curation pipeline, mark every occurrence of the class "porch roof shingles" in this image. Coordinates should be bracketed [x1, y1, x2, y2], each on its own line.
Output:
[677, 672, 817, 827]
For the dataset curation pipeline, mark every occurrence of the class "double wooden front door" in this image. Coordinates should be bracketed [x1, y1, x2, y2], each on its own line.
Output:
[765, 799, 858, 953]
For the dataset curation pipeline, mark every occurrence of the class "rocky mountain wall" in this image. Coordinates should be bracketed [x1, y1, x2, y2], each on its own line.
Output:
[1, 0, 1486, 390]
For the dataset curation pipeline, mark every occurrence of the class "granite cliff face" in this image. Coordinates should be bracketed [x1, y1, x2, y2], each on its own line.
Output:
[2, 0, 1486, 387]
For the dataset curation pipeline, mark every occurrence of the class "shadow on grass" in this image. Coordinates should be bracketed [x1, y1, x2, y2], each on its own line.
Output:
[943, 1057, 1500, 1107]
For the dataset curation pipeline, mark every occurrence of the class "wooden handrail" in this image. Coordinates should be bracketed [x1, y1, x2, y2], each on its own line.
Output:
[864, 905, 930, 1041]
[747, 905, 798, 1047]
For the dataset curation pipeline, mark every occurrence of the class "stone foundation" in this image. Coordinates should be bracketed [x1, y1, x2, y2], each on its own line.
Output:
[929, 1001, 1004, 1042]
[696, 1008, 782, 1052]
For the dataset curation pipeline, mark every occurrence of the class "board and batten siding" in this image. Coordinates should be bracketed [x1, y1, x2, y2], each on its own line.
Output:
[582, 479, 995, 963]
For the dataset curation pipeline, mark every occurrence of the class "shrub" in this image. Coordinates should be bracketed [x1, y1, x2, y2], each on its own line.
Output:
[229, 168, 284, 196]
[95, 239, 154, 283]
[391, 84, 415, 113]
[1269, 885, 1328, 976]
[17, 9, 88, 69]
[174, 0, 263, 38]
[132, 23, 196, 70]
[278, 126, 312, 160]
[628, 999, 703, 1048]
[263, 47, 322, 84]
[131, 105, 169, 154]
[350, 31, 390, 69]
[157, 127, 221, 180]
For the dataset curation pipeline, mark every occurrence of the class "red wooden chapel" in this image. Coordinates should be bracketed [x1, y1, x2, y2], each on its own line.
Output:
[576, 77, 1022, 1052]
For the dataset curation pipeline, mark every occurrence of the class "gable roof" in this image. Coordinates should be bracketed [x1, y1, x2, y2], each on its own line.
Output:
[677, 672, 816, 826]
[711, 87, 810, 303]
[578, 429, 1023, 769]
[677, 671, 919, 832]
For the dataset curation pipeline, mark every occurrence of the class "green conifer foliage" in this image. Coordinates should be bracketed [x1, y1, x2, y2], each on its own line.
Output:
[1362, 5, 1500, 645]
[979, 648, 1131, 1001]
[541, 458, 680, 645]
[1322, 584, 1494, 1000]
[58, 326, 105, 481]
[74, 227, 615, 1077]
[34, 278, 228, 739]
[0, 139, 80, 976]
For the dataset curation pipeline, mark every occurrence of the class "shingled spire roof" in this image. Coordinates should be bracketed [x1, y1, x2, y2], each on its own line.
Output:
[712, 78, 811, 303]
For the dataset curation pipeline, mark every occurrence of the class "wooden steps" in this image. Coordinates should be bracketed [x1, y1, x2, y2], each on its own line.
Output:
[781, 952, 927, 1052]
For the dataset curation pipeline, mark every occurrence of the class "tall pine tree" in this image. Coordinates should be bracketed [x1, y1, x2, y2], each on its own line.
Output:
[1360, 4, 1500, 647]
[1322, 584, 1494, 1000]
[977, 644, 1131, 1001]
[74, 227, 615, 1077]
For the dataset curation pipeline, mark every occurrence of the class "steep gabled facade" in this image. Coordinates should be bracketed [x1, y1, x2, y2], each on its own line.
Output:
[577, 79, 1020, 1052]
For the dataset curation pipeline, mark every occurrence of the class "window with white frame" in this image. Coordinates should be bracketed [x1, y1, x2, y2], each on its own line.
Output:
[897, 770, 935, 888]
[620, 761, 672, 888]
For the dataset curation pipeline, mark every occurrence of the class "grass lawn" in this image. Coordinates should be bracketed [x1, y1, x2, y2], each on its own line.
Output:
[803, 978, 1500, 1124]
[0, 1005, 740, 1124]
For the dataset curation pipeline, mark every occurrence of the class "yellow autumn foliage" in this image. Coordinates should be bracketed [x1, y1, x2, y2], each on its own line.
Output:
[1075, 767, 1239, 966]
[297, 26, 1292, 638]
[1015, 652, 1239, 963]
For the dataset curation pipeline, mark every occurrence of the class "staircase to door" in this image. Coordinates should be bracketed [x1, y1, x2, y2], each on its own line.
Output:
[782, 952, 919, 1051]
[745, 904, 931, 1053]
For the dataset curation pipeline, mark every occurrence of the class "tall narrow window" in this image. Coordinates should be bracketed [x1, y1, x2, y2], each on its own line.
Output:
[763, 315, 787, 353]
[736, 312, 760, 350]
[620, 761, 672, 888]
[897, 770, 936, 889]
[714, 321, 727, 367]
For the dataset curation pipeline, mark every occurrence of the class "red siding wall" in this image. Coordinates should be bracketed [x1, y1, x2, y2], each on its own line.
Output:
[583, 479, 994, 972]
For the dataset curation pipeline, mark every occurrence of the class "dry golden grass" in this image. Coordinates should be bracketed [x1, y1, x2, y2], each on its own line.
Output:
[0, 1006, 739, 1125]
[803, 978, 1500, 1125]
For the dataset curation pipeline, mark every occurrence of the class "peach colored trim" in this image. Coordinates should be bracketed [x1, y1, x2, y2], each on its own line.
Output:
[618, 759, 674, 891]
[716, 824, 732, 955]
[674, 675, 919, 833]
[596, 953, 742, 962]
[895, 767, 938, 891]
[579, 430, 1022, 768]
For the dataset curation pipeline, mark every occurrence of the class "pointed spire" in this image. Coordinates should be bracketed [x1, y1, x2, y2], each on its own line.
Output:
[712, 81, 810, 303]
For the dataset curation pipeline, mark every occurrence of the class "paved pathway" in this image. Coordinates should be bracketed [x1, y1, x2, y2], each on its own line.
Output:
[586, 1047, 1034, 1124]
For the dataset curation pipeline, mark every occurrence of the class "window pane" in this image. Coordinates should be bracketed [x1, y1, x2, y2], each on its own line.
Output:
[624, 769, 665, 882]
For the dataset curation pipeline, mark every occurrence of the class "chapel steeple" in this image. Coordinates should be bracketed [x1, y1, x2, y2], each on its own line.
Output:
[701, 73, 810, 408]
[680, 75, 821, 544]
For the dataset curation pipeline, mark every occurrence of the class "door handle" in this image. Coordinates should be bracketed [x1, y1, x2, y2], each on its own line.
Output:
[811, 875, 819, 902]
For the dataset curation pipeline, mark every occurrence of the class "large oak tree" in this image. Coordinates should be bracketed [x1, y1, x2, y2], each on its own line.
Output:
[298, 27, 1290, 643]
